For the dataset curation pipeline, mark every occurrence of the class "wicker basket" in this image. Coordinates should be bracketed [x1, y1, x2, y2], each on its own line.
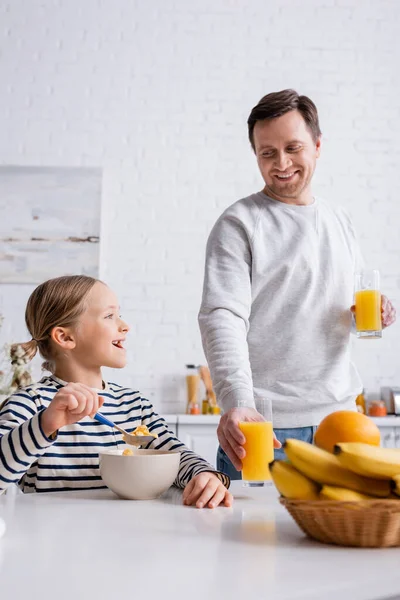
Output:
[280, 497, 400, 548]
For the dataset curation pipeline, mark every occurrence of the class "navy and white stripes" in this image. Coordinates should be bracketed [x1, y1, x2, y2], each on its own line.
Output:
[0, 375, 229, 493]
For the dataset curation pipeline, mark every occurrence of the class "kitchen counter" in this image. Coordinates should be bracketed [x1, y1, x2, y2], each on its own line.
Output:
[369, 415, 400, 426]
[163, 414, 400, 426]
[1, 482, 400, 600]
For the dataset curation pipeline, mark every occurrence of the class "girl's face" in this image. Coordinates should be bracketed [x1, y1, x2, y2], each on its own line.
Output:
[71, 282, 130, 369]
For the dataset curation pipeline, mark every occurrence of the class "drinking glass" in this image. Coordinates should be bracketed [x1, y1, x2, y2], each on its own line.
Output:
[355, 269, 382, 339]
[238, 397, 274, 487]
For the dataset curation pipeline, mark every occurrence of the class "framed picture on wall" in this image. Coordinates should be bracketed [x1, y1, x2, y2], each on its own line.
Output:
[0, 166, 101, 283]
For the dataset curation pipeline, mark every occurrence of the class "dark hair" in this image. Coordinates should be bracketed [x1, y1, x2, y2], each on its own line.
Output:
[247, 89, 322, 151]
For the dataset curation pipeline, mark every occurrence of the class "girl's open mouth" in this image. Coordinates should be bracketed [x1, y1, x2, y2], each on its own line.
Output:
[112, 340, 124, 349]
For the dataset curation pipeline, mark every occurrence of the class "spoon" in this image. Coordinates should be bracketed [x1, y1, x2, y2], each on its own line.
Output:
[94, 413, 156, 446]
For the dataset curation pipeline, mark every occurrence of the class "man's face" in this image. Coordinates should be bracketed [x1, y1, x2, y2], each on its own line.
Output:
[253, 110, 321, 205]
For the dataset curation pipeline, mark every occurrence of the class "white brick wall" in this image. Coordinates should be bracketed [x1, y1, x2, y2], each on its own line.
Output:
[0, 0, 399, 412]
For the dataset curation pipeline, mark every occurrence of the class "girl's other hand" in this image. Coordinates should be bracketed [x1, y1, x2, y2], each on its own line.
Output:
[182, 472, 233, 509]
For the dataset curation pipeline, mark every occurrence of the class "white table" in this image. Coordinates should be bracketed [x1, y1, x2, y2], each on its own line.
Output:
[1, 482, 400, 600]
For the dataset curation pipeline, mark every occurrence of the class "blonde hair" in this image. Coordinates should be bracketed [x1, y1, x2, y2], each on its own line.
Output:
[12, 275, 99, 373]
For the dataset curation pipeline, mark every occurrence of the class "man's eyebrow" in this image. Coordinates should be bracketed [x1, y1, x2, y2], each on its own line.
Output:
[259, 139, 304, 150]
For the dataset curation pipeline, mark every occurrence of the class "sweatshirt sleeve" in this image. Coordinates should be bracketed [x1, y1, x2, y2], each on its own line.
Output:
[140, 398, 230, 489]
[0, 391, 56, 493]
[198, 207, 257, 412]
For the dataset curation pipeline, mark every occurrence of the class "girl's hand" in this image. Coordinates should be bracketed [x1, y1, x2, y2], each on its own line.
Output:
[182, 472, 233, 509]
[41, 382, 104, 437]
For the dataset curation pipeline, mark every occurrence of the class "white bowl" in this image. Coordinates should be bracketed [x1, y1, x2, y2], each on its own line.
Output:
[99, 449, 180, 500]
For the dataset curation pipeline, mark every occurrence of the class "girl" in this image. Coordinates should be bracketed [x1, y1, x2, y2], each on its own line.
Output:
[0, 275, 232, 509]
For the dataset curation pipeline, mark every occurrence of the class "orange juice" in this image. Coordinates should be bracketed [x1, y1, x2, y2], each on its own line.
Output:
[239, 421, 274, 482]
[355, 289, 381, 332]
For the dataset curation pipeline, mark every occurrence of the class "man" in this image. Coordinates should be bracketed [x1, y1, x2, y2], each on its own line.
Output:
[198, 89, 396, 479]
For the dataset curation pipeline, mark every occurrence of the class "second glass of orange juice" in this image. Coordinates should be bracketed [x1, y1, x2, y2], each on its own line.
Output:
[355, 269, 382, 339]
[238, 398, 274, 487]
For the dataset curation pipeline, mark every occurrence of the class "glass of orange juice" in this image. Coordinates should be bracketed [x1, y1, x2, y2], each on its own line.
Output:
[355, 269, 382, 339]
[238, 398, 274, 487]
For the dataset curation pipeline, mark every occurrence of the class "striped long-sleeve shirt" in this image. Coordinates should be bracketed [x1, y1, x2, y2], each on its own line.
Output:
[0, 375, 229, 494]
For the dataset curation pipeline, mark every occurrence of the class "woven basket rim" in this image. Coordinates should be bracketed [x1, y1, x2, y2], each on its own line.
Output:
[280, 496, 400, 547]
[279, 496, 400, 512]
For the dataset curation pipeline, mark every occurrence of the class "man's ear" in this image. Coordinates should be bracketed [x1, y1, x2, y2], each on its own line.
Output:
[315, 136, 322, 158]
[50, 327, 76, 350]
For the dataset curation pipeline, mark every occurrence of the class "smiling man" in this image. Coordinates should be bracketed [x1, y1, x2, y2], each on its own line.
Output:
[198, 89, 396, 479]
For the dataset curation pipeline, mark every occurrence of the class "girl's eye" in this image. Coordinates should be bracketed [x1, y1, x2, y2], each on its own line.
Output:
[105, 314, 114, 319]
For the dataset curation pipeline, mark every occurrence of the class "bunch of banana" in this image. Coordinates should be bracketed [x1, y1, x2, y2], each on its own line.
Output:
[334, 443, 400, 479]
[283, 439, 390, 497]
[269, 460, 320, 500]
[319, 485, 375, 502]
[269, 439, 394, 501]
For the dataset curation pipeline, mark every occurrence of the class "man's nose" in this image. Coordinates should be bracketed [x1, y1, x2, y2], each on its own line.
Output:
[275, 152, 292, 171]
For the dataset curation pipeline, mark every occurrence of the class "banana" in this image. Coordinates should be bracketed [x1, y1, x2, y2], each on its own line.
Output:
[320, 485, 375, 502]
[334, 442, 400, 479]
[269, 460, 320, 500]
[283, 439, 390, 497]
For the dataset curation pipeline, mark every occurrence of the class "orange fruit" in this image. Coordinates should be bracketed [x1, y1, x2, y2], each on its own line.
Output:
[314, 410, 380, 453]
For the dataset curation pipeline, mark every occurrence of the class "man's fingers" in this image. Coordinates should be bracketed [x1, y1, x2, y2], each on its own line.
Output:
[226, 419, 246, 445]
[382, 300, 396, 328]
[218, 428, 243, 471]
[383, 310, 396, 328]
[217, 426, 230, 455]
[225, 426, 246, 459]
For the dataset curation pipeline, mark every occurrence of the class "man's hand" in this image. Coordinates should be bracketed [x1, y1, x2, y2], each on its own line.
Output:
[351, 294, 396, 329]
[217, 407, 282, 471]
[381, 295, 396, 328]
[182, 472, 233, 509]
[41, 382, 104, 437]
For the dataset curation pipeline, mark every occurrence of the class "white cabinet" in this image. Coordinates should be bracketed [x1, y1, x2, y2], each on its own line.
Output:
[175, 416, 219, 468]
[370, 417, 400, 449]
[379, 427, 396, 448]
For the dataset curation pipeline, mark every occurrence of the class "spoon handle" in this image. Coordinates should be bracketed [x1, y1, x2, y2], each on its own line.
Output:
[94, 412, 115, 428]
[94, 413, 126, 436]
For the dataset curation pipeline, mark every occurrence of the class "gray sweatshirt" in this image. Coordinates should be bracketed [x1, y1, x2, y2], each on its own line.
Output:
[198, 192, 362, 428]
